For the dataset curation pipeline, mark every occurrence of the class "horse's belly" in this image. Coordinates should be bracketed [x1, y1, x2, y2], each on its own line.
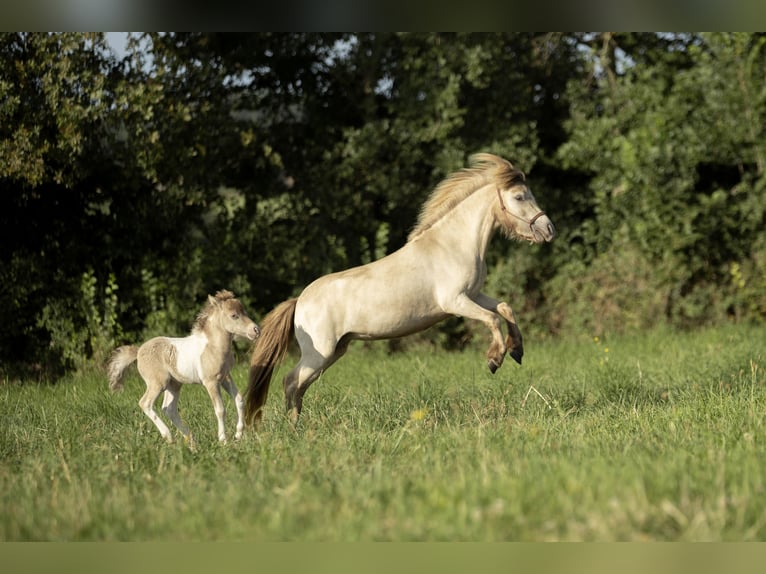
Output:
[299, 267, 448, 341]
[352, 312, 448, 340]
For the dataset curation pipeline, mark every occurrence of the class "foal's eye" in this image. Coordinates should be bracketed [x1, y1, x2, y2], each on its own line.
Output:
[231, 313, 240, 320]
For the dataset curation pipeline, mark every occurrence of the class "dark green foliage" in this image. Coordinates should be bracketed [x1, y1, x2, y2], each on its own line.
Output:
[1, 32, 765, 377]
[556, 32, 766, 332]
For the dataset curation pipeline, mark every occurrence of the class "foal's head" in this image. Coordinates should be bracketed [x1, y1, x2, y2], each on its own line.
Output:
[195, 290, 260, 341]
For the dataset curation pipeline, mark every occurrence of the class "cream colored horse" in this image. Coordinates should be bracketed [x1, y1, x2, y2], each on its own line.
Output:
[245, 153, 555, 426]
[108, 290, 260, 443]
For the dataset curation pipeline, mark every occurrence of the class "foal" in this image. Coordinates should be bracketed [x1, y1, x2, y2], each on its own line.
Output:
[108, 290, 260, 443]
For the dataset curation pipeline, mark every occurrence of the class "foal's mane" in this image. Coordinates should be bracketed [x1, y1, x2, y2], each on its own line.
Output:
[407, 153, 526, 242]
[192, 289, 236, 333]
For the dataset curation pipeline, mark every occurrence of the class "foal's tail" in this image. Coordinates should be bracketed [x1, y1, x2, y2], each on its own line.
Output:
[245, 298, 298, 427]
[107, 345, 139, 392]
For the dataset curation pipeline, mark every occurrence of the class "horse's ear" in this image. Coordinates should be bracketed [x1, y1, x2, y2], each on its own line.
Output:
[208, 294, 219, 307]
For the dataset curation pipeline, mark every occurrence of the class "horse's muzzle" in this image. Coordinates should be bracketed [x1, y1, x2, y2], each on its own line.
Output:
[532, 214, 556, 243]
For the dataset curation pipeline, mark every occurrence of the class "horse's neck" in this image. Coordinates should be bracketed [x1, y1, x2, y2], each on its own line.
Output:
[428, 183, 497, 259]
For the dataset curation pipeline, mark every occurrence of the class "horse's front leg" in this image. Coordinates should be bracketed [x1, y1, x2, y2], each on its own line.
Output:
[475, 293, 524, 365]
[221, 374, 245, 440]
[203, 378, 227, 442]
[442, 294, 507, 374]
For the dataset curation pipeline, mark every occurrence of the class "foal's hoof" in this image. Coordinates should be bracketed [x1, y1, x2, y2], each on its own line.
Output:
[487, 359, 500, 374]
[509, 348, 523, 365]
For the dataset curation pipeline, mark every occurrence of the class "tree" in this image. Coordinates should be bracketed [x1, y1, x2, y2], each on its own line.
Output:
[0, 33, 122, 373]
[555, 32, 766, 332]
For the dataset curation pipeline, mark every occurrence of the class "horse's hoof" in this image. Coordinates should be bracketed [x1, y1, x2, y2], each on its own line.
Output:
[487, 359, 499, 374]
[509, 348, 523, 365]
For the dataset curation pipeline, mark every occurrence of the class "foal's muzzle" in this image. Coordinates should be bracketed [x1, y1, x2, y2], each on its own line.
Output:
[247, 324, 261, 340]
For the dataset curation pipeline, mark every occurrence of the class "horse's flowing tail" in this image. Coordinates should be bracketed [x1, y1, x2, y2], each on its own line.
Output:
[107, 345, 140, 391]
[245, 298, 298, 427]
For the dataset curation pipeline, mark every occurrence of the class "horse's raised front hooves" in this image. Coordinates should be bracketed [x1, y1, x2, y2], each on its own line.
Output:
[487, 359, 500, 374]
[509, 348, 523, 365]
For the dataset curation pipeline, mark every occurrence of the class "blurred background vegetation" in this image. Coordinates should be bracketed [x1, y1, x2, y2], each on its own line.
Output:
[1, 32, 764, 378]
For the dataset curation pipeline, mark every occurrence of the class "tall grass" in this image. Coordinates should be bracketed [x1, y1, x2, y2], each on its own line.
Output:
[1, 324, 765, 540]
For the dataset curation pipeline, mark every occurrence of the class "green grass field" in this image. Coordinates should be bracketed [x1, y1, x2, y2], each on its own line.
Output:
[1, 324, 765, 541]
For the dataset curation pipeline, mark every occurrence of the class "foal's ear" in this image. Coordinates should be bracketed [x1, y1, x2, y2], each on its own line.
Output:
[208, 294, 219, 307]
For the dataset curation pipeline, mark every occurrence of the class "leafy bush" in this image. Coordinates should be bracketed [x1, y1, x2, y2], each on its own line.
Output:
[544, 243, 669, 337]
[37, 270, 121, 373]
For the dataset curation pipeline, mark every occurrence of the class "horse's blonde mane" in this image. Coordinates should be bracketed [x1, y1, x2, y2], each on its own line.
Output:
[192, 289, 236, 333]
[408, 153, 526, 242]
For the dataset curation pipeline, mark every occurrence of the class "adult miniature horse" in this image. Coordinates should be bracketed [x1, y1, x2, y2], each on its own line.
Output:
[245, 153, 555, 426]
[108, 290, 260, 443]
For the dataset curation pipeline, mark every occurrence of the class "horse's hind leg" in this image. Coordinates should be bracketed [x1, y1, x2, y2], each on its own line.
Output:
[284, 339, 348, 424]
[221, 374, 245, 440]
[283, 360, 323, 425]
[138, 377, 174, 442]
[161, 380, 193, 441]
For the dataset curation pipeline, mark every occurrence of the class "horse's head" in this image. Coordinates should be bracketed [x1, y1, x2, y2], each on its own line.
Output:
[495, 181, 556, 244]
[209, 292, 261, 341]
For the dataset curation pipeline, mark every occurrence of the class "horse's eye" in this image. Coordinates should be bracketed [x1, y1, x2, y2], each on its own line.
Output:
[231, 313, 240, 320]
[515, 194, 525, 201]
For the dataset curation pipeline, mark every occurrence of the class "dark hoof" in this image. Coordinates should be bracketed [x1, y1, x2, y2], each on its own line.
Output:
[487, 359, 500, 374]
[509, 348, 523, 365]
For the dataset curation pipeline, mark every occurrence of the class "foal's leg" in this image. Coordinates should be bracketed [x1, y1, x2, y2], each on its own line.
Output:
[474, 293, 524, 365]
[221, 374, 245, 440]
[138, 377, 174, 442]
[161, 380, 193, 440]
[442, 293, 507, 373]
[202, 379, 228, 442]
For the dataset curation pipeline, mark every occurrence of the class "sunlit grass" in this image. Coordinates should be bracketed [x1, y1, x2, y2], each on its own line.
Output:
[1, 324, 765, 540]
